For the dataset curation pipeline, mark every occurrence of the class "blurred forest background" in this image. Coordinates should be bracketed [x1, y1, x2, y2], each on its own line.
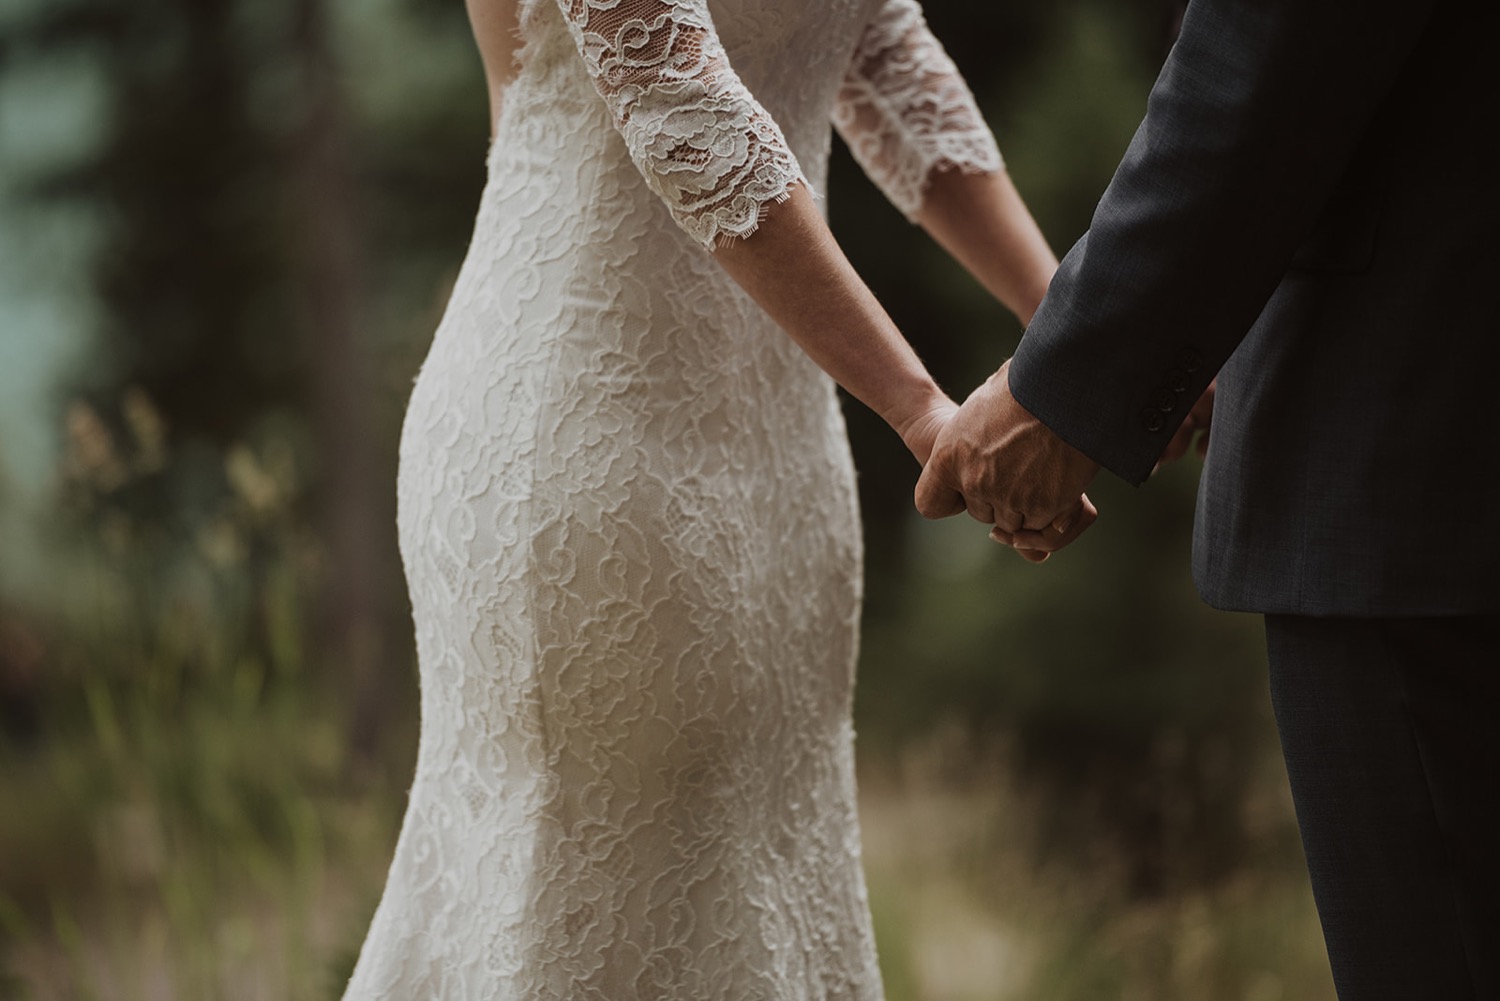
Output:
[0, 0, 1336, 997]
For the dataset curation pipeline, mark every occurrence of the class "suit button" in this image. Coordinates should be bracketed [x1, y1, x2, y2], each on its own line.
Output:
[1180, 349, 1203, 373]
[1164, 368, 1189, 393]
[1150, 389, 1178, 412]
[1141, 408, 1165, 432]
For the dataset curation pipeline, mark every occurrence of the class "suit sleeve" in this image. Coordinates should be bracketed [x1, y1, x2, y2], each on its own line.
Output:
[553, 0, 805, 249]
[832, 0, 1003, 220]
[1008, 0, 1437, 483]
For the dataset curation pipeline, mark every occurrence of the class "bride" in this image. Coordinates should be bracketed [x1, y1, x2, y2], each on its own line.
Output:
[343, 0, 1066, 996]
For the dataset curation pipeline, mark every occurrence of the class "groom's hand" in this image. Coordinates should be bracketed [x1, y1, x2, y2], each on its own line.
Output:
[915, 359, 1100, 557]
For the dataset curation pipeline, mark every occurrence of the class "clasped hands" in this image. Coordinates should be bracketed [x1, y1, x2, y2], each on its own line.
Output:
[910, 360, 1213, 563]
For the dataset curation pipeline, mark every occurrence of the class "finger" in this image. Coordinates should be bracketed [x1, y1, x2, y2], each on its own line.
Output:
[964, 497, 996, 525]
[1051, 501, 1083, 535]
[1009, 526, 1059, 549]
[993, 509, 1028, 535]
[1051, 493, 1100, 548]
[1061, 493, 1100, 545]
[1011, 498, 1077, 541]
[1010, 494, 1099, 554]
[1002, 530, 1052, 562]
[1009, 528, 1056, 551]
[990, 526, 1050, 563]
[914, 462, 967, 519]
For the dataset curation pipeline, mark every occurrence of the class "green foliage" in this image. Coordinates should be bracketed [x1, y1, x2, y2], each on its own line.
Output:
[0, 488, 412, 997]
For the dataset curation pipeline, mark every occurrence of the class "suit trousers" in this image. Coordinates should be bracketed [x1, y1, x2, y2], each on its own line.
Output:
[1264, 614, 1500, 1001]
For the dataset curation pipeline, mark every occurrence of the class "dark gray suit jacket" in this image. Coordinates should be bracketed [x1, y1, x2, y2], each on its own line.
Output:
[1010, 0, 1500, 616]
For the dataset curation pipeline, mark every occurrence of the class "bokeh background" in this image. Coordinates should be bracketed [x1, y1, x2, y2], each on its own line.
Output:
[0, 0, 1337, 997]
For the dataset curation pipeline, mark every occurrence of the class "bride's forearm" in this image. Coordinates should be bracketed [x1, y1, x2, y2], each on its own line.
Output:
[916, 167, 1058, 326]
[713, 183, 952, 459]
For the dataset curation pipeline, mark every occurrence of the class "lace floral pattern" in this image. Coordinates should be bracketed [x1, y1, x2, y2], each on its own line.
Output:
[834, 0, 1003, 220]
[555, 0, 807, 247]
[341, 1, 1004, 998]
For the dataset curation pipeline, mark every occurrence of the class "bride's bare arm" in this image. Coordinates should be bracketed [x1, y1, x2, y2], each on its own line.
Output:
[836, 0, 1057, 326]
[712, 186, 954, 463]
[916, 167, 1057, 326]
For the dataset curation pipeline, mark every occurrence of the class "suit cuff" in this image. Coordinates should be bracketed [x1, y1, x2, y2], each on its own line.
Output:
[1008, 321, 1207, 487]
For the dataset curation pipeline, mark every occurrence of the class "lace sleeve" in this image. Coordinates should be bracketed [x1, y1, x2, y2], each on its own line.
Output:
[553, 0, 807, 248]
[834, 0, 1004, 221]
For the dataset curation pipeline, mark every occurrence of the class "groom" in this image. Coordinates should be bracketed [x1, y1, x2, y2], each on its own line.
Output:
[916, 0, 1499, 997]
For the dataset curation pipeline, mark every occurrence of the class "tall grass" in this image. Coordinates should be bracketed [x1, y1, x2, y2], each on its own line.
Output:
[859, 728, 1337, 1001]
[0, 402, 410, 999]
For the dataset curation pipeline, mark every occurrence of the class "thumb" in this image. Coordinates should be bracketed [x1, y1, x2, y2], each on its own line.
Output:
[914, 458, 967, 520]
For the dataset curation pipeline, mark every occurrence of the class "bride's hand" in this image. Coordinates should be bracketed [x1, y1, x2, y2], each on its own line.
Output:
[894, 397, 960, 467]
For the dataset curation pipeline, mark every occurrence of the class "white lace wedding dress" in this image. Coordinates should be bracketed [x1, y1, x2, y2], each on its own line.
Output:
[343, 0, 1000, 997]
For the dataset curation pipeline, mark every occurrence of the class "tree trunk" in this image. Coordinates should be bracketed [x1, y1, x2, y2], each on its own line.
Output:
[286, 0, 392, 757]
